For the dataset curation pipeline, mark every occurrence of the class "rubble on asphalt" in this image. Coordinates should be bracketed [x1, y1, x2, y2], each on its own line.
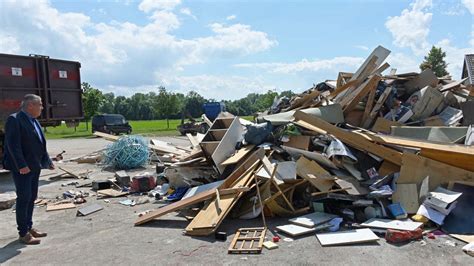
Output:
[3, 45, 472, 254]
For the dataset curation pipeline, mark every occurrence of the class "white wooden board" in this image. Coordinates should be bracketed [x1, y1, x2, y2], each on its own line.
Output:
[276, 224, 316, 237]
[289, 212, 338, 228]
[316, 229, 379, 246]
[181, 180, 224, 200]
[361, 218, 422, 231]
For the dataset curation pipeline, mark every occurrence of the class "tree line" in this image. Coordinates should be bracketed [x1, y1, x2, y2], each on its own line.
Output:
[82, 83, 295, 126]
[83, 45, 450, 126]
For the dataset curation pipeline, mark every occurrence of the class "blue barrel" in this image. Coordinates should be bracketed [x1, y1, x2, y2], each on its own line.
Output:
[203, 102, 225, 121]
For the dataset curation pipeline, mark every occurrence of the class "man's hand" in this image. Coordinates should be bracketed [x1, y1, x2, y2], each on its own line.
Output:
[49, 163, 55, 170]
[19, 167, 31, 175]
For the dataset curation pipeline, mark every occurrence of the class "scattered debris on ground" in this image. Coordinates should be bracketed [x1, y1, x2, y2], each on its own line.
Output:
[1, 45, 473, 256]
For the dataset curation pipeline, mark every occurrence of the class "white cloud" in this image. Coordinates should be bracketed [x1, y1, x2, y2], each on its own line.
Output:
[226, 15, 237, 21]
[0, 0, 276, 98]
[462, 0, 474, 14]
[234, 57, 364, 74]
[355, 45, 369, 51]
[436, 38, 473, 78]
[385, 0, 432, 55]
[0, 33, 20, 54]
[180, 7, 196, 20]
[386, 53, 420, 74]
[138, 0, 181, 13]
[161, 74, 277, 100]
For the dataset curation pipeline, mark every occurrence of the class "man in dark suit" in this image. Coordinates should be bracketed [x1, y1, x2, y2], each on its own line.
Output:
[3, 94, 54, 245]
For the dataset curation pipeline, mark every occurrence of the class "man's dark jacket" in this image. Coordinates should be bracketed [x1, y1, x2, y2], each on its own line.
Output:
[2, 111, 51, 172]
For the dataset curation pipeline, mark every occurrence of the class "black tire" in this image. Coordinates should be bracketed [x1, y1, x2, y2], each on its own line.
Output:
[199, 124, 209, 134]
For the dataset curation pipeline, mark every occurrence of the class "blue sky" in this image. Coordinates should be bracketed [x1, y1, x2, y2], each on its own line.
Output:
[1, 0, 472, 100]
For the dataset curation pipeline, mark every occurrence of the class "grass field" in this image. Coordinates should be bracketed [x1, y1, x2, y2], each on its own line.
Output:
[44, 116, 255, 139]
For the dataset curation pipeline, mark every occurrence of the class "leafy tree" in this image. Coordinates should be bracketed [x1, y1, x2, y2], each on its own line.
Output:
[82, 82, 104, 130]
[154, 87, 181, 128]
[420, 46, 449, 77]
[99, 92, 115, 114]
[184, 91, 207, 118]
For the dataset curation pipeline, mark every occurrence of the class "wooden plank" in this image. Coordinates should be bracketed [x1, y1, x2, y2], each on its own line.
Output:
[420, 148, 474, 172]
[186, 133, 200, 148]
[294, 110, 403, 165]
[334, 177, 368, 196]
[328, 79, 360, 99]
[371, 118, 401, 134]
[449, 234, 474, 243]
[361, 218, 422, 231]
[378, 160, 400, 177]
[220, 145, 255, 166]
[357, 133, 474, 172]
[350, 45, 390, 82]
[392, 184, 419, 214]
[46, 202, 76, 212]
[97, 189, 128, 198]
[283, 135, 311, 150]
[361, 85, 377, 126]
[135, 148, 264, 225]
[397, 152, 474, 191]
[316, 229, 379, 246]
[296, 156, 335, 192]
[185, 166, 257, 235]
[362, 86, 393, 129]
[371, 62, 390, 75]
[343, 75, 381, 116]
[93, 131, 119, 141]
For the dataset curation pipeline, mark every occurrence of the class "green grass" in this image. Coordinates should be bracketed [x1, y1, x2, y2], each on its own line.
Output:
[44, 116, 256, 139]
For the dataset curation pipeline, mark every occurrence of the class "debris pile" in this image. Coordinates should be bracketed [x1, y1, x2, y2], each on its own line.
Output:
[9, 45, 471, 255]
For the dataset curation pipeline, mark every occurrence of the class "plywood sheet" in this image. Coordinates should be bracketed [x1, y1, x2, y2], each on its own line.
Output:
[185, 169, 255, 235]
[220, 145, 255, 166]
[296, 156, 335, 192]
[361, 218, 422, 231]
[46, 203, 76, 212]
[316, 229, 379, 246]
[289, 212, 338, 228]
[397, 152, 474, 191]
[392, 183, 419, 214]
[135, 148, 264, 225]
[276, 224, 316, 237]
[283, 135, 311, 150]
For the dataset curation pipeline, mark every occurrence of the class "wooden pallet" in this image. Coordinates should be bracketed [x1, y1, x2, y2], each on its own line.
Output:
[228, 227, 266, 254]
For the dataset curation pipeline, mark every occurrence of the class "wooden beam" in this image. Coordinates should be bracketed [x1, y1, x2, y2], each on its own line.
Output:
[361, 85, 377, 127]
[362, 86, 392, 129]
[343, 75, 381, 115]
[293, 110, 403, 165]
[134, 148, 264, 226]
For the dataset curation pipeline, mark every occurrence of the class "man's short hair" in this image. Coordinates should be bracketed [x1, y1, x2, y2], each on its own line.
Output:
[20, 94, 42, 110]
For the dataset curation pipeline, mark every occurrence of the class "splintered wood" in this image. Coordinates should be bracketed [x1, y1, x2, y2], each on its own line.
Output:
[228, 227, 266, 254]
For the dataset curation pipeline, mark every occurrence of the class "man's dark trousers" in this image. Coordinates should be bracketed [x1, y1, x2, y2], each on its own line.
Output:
[12, 169, 40, 237]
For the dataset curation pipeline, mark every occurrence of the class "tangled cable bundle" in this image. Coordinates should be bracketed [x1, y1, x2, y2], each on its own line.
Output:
[103, 135, 149, 169]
